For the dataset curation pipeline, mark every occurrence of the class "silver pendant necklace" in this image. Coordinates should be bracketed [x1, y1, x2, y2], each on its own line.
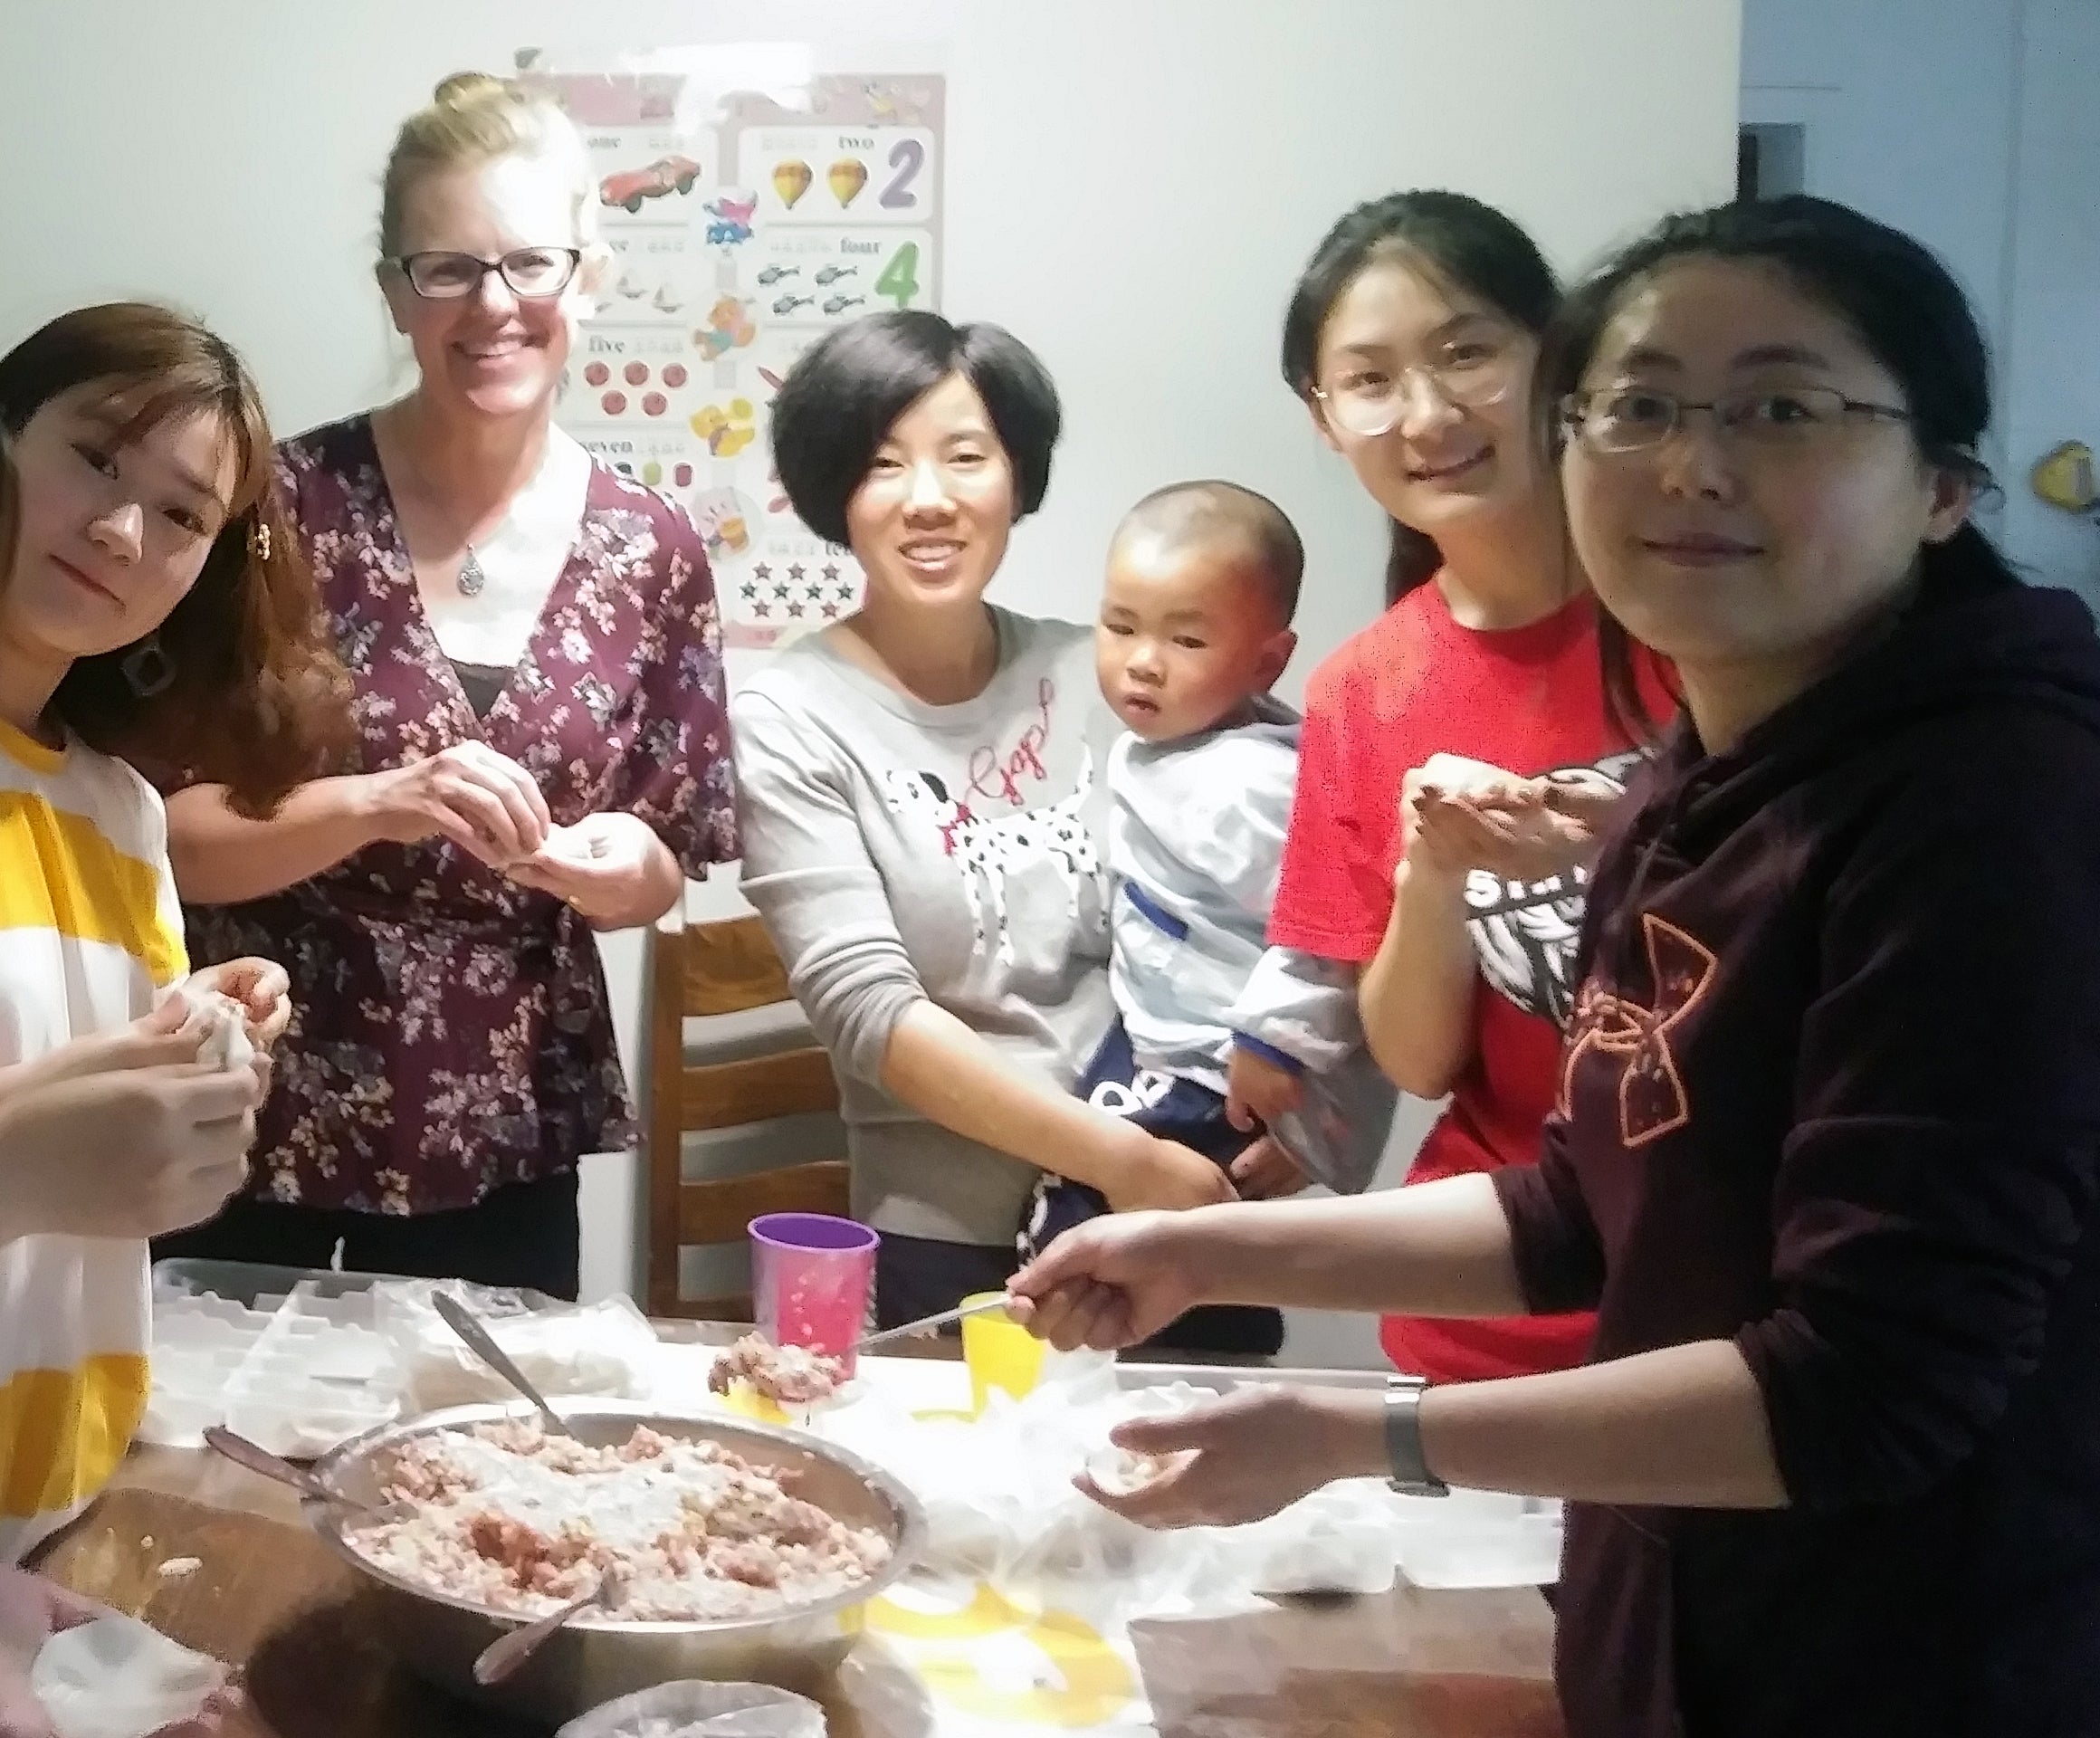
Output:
[459, 546, 488, 597]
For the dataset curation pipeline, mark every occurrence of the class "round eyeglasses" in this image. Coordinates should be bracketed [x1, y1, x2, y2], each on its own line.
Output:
[1312, 340, 1519, 438]
[1561, 385, 1913, 454]
[387, 247, 583, 301]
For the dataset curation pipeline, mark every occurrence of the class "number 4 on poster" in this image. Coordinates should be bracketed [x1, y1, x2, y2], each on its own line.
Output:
[876, 241, 922, 309]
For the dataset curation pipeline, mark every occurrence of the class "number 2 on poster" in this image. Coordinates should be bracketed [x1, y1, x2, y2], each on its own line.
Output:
[875, 242, 922, 309]
[880, 137, 925, 210]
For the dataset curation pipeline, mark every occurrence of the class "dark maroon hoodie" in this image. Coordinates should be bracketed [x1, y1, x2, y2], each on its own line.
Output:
[1494, 565, 2100, 1738]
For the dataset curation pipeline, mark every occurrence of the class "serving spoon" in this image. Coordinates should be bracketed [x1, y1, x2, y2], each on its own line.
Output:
[432, 1291, 573, 1436]
[472, 1569, 625, 1685]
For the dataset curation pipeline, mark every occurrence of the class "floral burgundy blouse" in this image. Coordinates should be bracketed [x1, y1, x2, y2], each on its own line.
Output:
[182, 415, 738, 1215]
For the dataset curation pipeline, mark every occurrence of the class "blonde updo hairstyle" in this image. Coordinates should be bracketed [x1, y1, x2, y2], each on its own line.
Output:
[377, 72, 605, 286]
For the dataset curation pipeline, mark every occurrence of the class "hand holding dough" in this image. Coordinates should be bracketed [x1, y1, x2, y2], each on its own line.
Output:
[161, 988, 254, 1074]
[1084, 1444, 1196, 1496]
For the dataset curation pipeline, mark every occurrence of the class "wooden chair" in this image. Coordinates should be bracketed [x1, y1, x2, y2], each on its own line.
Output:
[644, 911, 849, 1320]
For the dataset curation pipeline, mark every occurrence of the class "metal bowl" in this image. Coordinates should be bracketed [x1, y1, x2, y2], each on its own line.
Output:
[302, 1400, 923, 1722]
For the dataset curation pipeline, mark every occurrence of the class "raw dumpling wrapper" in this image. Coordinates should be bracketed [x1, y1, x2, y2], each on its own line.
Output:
[32, 1613, 226, 1738]
[1084, 1444, 1196, 1495]
[164, 987, 254, 1074]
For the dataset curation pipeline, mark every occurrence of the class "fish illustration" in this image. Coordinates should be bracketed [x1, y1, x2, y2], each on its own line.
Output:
[815, 264, 859, 286]
[822, 294, 865, 315]
[772, 293, 815, 315]
[756, 264, 800, 286]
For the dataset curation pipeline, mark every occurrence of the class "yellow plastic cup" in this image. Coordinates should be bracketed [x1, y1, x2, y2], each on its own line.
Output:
[960, 1291, 1045, 1416]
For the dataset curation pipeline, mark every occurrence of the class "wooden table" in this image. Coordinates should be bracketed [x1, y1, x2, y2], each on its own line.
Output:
[32, 1357, 1562, 1737]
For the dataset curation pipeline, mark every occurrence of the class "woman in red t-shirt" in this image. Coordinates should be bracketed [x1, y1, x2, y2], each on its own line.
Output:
[1231, 191, 1669, 1382]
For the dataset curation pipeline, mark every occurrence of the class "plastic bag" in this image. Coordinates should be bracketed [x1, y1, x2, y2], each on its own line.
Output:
[1389, 1486, 1564, 1589]
[31, 1613, 227, 1738]
[374, 1281, 658, 1411]
[555, 1680, 826, 1738]
[816, 1353, 1407, 1626]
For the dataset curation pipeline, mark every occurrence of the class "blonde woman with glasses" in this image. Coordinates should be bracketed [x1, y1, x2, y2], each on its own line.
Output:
[157, 74, 738, 1295]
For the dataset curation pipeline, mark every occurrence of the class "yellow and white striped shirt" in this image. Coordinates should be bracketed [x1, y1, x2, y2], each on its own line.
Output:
[0, 714, 186, 1562]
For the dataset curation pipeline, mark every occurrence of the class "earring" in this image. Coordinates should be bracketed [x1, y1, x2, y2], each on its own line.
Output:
[120, 635, 177, 699]
[250, 519, 272, 562]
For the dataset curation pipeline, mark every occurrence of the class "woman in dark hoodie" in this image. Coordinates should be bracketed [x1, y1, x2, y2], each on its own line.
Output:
[1007, 196, 2100, 1738]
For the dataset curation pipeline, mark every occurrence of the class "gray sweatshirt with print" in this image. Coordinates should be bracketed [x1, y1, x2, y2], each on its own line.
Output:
[732, 609, 1120, 1246]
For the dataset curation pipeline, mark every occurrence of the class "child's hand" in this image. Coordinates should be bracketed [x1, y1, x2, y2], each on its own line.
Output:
[1226, 1044, 1303, 1132]
[1227, 1135, 1311, 1200]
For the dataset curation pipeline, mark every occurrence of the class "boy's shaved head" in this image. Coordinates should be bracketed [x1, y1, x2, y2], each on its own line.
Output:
[1111, 480, 1303, 625]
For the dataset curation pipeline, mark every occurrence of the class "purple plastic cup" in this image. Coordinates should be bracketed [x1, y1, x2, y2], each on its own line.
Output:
[749, 1212, 880, 1378]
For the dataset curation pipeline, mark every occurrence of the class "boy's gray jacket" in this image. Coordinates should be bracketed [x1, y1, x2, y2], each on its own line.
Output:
[1108, 696, 1395, 1192]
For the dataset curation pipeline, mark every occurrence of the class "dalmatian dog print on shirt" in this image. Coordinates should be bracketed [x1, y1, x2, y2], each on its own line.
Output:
[880, 678, 1102, 963]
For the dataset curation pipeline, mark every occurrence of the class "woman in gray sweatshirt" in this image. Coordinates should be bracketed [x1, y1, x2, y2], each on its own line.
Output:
[734, 312, 1236, 1326]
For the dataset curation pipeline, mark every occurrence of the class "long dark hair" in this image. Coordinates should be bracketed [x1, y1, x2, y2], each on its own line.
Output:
[0, 303, 353, 815]
[1282, 190, 1560, 606]
[1537, 195, 2008, 743]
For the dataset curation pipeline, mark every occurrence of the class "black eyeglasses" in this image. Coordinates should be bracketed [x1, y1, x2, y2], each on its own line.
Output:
[1561, 385, 1913, 454]
[387, 247, 583, 301]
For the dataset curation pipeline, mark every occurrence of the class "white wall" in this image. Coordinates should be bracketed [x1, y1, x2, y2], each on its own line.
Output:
[2, 0, 1742, 1359]
[1742, 0, 2100, 602]
[1999, 3, 2100, 596]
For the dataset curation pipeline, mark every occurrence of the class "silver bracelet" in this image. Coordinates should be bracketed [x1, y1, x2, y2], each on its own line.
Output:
[1384, 1374, 1449, 1497]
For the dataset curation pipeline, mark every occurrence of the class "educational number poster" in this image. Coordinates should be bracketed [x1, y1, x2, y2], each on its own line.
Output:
[523, 53, 944, 647]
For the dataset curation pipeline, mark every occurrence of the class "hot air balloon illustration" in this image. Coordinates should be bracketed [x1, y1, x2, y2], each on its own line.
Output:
[827, 158, 868, 207]
[772, 159, 813, 208]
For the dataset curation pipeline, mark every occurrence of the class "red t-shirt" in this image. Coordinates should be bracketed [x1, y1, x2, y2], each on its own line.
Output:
[1272, 580, 1671, 1382]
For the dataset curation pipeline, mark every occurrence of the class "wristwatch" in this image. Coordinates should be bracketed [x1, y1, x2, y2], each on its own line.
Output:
[1384, 1374, 1449, 1497]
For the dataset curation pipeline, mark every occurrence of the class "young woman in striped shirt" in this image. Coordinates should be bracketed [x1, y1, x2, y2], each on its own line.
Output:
[0, 304, 348, 1718]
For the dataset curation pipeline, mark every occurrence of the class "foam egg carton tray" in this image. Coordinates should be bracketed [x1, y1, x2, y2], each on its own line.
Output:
[146, 1260, 403, 1459]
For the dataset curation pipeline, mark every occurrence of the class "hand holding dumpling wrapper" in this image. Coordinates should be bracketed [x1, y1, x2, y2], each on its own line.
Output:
[158, 987, 254, 1074]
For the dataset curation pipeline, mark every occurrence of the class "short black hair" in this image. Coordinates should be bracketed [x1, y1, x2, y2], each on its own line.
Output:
[768, 310, 1061, 548]
[1112, 480, 1305, 625]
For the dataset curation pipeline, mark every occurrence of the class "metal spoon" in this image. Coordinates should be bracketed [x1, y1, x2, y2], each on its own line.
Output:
[204, 1425, 374, 1513]
[853, 1291, 1014, 1354]
[473, 1569, 624, 1685]
[432, 1291, 572, 1436]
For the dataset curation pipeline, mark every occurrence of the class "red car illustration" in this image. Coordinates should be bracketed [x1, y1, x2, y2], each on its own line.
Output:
[598, 155, 702, 212]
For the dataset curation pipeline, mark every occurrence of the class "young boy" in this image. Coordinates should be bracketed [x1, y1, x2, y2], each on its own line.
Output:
[1020, 482, 1395, 1352]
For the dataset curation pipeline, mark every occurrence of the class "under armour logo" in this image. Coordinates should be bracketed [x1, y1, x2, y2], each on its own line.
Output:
[1559, 914, 1717, 1147]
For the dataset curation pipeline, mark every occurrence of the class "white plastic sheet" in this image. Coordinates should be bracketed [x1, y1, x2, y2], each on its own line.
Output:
[376, 1284, 661, 1411]
[556, 1680, 826, 1738]
[31, 1614, 226, 1738]
[816, 1352, 1413, 1628]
